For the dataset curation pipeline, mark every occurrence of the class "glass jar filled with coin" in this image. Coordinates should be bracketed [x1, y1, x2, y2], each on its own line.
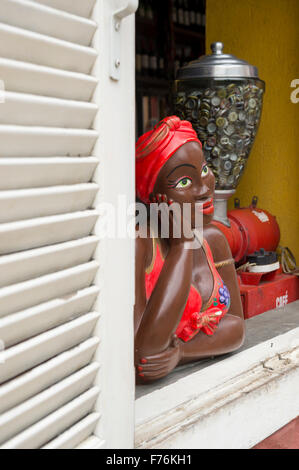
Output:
[174, 43, 265, 191]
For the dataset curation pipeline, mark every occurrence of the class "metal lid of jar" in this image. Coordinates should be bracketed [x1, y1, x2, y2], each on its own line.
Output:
[177, 42, 260, 79]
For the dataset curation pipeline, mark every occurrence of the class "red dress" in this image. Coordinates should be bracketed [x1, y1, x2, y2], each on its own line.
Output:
[145, 238, 231, 342]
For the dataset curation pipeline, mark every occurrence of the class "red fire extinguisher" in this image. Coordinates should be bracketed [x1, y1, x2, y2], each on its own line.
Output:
[212, 196, 280, 263]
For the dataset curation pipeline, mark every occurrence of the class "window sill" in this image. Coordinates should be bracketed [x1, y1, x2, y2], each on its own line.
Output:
[135, 301, 299, 449]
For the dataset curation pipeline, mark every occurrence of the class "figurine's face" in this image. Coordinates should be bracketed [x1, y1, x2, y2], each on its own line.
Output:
[153, 141, 215, 228]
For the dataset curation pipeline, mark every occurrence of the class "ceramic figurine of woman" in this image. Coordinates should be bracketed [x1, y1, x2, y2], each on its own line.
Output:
[135, 116, 245, 383]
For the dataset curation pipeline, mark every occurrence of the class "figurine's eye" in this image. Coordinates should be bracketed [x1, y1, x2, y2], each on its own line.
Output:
[201, 165, 209, 177]
[175, 177, 192, 189]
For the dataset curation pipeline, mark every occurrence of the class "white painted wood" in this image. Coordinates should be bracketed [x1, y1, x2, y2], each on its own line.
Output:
[43, 413, 100, 449]
[0, 210, 98, 254]
[0, 286, 99, 347]
[0, 312, 100, 384]
[0, 0, 101, 449]
[0, 92, 98, 128]
[0, 237, 98, 287]
[0, 0, 97, 46]
[135, 326, 299, 428]
[0, 58, 98, 101]
[0, 362, 99, 444]
[0, 0, 137, 450]
[0, 387, 100, 449]
[91, 0, 136, 449]
[0, 261, 98, 317]
[0, 126, 97, 157]
[135, 327, 299, 449]
[143, 355, 299, 450]
[33, 0, 97, 19]
[0, 337, 99, 414]
[0, 23, 97, 73]
[76, 435, 105, 449]
[0, 157, 98, 190]
[0, 184, 98, 223]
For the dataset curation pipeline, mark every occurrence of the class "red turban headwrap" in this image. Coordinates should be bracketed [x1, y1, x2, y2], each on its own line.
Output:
[136, 116, 202, 204]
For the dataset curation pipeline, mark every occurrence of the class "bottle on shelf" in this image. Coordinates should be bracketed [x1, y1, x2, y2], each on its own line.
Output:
[174, 46, 182, 77]
[141, 39, 149, 77]
[189, 0, 196, 29]
[136, 41, 142, 77]
[183, 0, 190, 27]
[158, 50, 165, 80]
[138, 0, 145, 19]
[182, 46, 192, 66]
[201, 0, 206, 28]
[172, 0, 178, 24]
[178, 0, 184, 26]
[149, 40, 158, 78]
[195, 0, 202, 30]
[145, 0, 154, 21]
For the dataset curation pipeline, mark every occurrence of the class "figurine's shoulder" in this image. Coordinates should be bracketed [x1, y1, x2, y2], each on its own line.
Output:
[203, 224, 232, 262]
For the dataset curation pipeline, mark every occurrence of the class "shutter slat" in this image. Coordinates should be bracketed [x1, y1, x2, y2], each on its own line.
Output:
[0, 23, 97, 73]
[0, 210, 98, 254]
[0, 237, 98, 287]
[0, 184, 98, 223]
[0, 261, 98, 317]
[0, 92, 98, 128]
[0, 337, 99, 414]
[0, 387, 99, 449]
[0, 362, 99, 444]
[0, 58, 98, 101]
[43, 413, 100, 449]
[0, 286, 99, 347]
[0, 157, 98, 190]
[0, 312, 100, 383]
[33, 0, 96, 19]
[76, 435, 105, 449]
[0, 0, 97, 46]
[0, 126, 97, 157]
[0, 0, 101, 448]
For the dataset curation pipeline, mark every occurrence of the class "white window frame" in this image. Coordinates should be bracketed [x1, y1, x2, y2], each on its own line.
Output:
[91, 0, 137, 449]
[135, 310, 299, 449]
[88, 1, 299, 450]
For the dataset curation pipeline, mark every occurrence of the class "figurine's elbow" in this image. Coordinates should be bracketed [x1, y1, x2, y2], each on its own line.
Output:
[135, 335, 170, 361]
[228, 314, 245, 352]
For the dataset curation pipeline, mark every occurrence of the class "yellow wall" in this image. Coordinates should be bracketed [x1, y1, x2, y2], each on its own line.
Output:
[206, 0, 299, 260]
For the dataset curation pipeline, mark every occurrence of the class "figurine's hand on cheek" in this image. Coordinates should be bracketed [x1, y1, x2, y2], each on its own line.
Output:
[150, 193, 174, 205]
[149, 193, 183, 243]
[136, 335, 181, 383]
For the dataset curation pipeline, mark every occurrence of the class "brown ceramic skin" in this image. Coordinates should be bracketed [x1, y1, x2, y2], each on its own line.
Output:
[135, 141, 245, 383]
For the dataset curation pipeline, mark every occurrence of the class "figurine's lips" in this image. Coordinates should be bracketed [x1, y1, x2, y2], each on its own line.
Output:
[203, 203, 214, 215]
[197, 198, 214, 215]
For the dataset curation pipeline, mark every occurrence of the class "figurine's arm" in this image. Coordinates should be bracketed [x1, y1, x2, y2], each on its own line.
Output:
[178, 314, 244, 365]
[134, 233, 151, 337]
[179, 227, 245, 364]
[134, 233, 193, 360]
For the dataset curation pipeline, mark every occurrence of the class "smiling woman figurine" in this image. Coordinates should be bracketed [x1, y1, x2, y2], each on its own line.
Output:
[135, 116, 245, 383]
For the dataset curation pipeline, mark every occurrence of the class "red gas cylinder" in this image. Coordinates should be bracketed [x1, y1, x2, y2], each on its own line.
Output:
[212, 198, 280, 262]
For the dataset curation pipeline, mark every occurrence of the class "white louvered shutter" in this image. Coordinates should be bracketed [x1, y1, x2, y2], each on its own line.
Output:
[0, 0, 136, 449]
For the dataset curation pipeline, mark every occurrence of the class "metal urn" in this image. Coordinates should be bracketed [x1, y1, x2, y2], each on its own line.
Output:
[174, 42, 265, 226]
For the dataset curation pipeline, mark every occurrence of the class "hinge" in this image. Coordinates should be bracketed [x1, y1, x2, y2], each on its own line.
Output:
[110, 0, 139, 81]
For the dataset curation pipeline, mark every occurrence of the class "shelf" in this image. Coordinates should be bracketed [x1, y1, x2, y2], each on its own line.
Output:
[173, 24, 205, 41]
[135, 1, 206, 136]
